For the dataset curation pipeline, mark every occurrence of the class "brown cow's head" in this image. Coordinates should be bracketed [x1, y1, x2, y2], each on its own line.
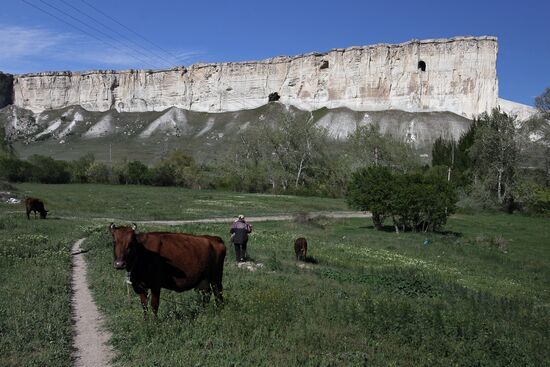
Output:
[109, 223, 138, 270]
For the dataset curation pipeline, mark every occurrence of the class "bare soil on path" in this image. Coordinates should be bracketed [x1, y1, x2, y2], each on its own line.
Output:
[63, 211, 371, 226]
[71, 238, 113, 367]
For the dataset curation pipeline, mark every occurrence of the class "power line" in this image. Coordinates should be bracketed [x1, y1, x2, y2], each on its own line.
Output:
[78, 0, 184, 65]
[55, 0, 178, 67]
[36, 0, 167, 68]
[21, 0, 159, 69]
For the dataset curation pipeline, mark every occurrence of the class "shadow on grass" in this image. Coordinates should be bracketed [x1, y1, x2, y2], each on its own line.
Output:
[302, 255, 319, 264]
[435, 230, 462, 237]
[359, 224, 463, 237]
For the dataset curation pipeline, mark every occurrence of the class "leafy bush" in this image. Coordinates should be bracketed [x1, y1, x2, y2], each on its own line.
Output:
[0, 156, 34, 182]
[162, 150, 199, 188]
[69, 153, 95, 183]
[392, 172, 457, 232]
[126, 160, 150, 185]
[346, 166, 394, 229]
[85, 162, 110, 184]
[149, 162, 176, 186]
[520, 184, 550, 216]
[27, 155, 71, 183]
[347, 167, 457, 232]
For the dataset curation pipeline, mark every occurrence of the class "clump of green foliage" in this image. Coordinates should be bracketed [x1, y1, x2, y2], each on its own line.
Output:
[432, 88, 550, 216]
[347, 166, 457, 232]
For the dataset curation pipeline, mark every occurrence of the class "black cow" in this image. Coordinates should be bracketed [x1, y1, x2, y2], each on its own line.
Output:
[294, 237, 307, 261]
[25, 197, 48, 219]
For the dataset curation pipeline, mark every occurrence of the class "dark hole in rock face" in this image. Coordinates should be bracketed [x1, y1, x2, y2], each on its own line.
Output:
[320, 60, 329, 70]
[268, 92, 280, 102]
[418, 60, 426, 72]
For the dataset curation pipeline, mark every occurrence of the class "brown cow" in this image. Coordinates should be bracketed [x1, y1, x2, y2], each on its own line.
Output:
[109, 223, 226, 318]
[25, 197, 48, 219]
[294, 237, 307, 261]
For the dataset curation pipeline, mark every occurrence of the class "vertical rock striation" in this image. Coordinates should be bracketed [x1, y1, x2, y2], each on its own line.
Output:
[10, 36, 498, 118]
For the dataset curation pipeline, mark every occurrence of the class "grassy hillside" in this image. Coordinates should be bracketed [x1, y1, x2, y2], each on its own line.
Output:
[1, 183, 548, 366]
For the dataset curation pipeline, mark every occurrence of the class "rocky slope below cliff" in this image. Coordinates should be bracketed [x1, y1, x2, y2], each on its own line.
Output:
[0, 102, 471, 163]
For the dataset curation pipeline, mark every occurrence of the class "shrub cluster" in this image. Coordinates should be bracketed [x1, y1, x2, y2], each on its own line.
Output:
[0, 150, 206, 188]
[347, 166, 457, 232]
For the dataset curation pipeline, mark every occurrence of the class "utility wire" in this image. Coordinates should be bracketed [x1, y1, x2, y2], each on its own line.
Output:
[21, 0, 159, 69]
[55, 0, 178, 67]
[78, 0, 184, 65]
[36, 0, 166, 69]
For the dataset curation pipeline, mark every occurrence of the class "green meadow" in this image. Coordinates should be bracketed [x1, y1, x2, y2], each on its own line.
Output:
[0, 183, 549, 366]
[13, 183, 348, 220]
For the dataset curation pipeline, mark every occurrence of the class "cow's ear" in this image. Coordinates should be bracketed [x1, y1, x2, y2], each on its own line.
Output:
[131, 223, 137, 231]
[109, 223, 116, 233]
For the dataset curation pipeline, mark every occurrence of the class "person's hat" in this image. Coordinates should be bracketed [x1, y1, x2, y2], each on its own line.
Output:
[238, 214, 245, 220]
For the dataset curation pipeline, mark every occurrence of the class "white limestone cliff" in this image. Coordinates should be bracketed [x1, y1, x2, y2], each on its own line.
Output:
[11, 36, 499, 118]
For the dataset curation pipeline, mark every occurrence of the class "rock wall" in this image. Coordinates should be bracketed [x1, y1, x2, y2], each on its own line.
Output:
[11, 36, 498, 118]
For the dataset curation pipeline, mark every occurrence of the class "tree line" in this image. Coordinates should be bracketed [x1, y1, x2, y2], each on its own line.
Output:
[429, 90, 549, 216]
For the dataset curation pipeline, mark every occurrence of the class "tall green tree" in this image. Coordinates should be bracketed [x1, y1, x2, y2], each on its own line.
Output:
[0, 124, 15, 158]
[348, 123, 418, 172]
[431, 122, 476, 185]
[535, 87, 550, 118]
[469, 109, 519, 204]
[233, 112, 332, 193]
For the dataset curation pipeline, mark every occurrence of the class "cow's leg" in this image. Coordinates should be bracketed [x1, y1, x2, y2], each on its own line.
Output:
[212, 281, 223, 308]
[201, 289, 212, 307]
[151, 288, 160, 319]
[212, 259, 224, 308]
[26, 209, 30, 220]
[139, 292, 148, 320]
[195, 279, 211, 307]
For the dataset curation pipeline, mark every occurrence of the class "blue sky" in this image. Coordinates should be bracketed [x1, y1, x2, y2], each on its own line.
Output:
[1, 0, 548, 105]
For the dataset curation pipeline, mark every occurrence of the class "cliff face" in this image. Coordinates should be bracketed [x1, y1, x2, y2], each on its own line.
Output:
[11, 36, 498, 118]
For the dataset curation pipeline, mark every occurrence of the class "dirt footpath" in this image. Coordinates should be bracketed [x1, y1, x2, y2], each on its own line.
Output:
[71, 238, 113, 367]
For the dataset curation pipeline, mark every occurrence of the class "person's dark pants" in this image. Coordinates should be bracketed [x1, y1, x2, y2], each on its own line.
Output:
[234, 241, 248, 262]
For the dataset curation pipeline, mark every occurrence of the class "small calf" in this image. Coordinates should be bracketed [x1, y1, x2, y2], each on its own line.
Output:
[25, 197, 48, 219]
[294, 237, 308, 261]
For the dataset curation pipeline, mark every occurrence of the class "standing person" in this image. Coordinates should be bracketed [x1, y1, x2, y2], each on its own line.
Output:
[230, 214, 252, 262]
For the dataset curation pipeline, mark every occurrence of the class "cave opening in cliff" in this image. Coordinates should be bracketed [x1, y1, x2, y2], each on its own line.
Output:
[268, 92, 280, 102]
[418, 60, 426, 72]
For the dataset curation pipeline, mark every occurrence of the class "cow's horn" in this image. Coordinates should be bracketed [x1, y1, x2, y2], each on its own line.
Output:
[110, 223, 116, 229]
[131, 223, 137, 231]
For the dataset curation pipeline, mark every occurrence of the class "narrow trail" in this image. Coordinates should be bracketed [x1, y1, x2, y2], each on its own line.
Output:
[61, 211, 372, 226]
[71, 238, 113, 367]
